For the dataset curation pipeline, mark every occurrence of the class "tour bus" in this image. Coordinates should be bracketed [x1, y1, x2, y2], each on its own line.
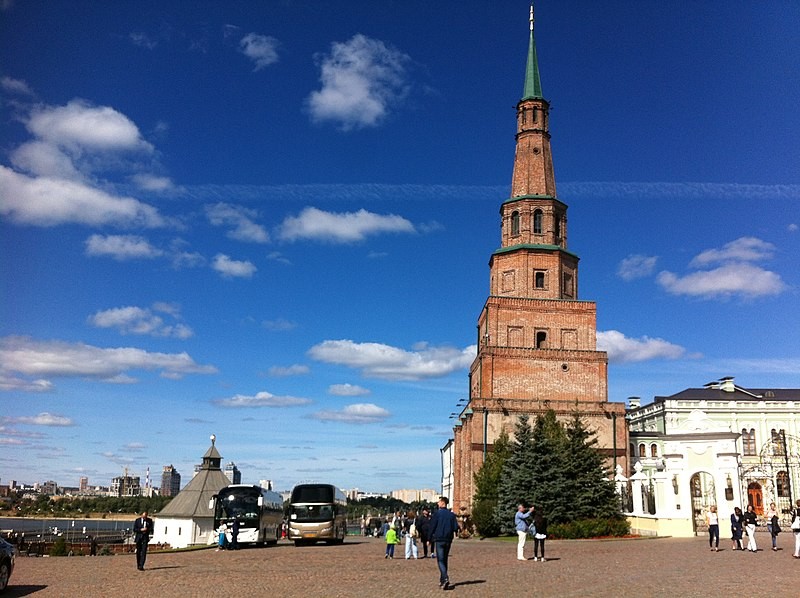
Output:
[287, 483, 348, 545]
[209, 484, 283, 546]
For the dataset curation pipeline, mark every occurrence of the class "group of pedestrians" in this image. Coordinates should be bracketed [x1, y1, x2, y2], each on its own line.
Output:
[709, 499, 800, 557]
[515, 503, 548, 562]
[382, 496, 460, 590]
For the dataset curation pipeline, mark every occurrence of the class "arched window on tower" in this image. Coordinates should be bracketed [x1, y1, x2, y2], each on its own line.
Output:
[650, 444, 658, 458]
[638, 443, 646, 458]
[534, 271, 545, 289]
[533, 210, 543, 234]
[511, 211, 520, 236]
[554, 213, 562, 239]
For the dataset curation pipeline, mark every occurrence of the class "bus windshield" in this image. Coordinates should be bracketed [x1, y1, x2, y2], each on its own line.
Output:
[291, 504, 334, 522]
[217, 490, 260, 521]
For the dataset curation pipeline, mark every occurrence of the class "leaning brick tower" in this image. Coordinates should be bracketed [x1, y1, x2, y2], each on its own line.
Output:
[451, 6, 628, 512]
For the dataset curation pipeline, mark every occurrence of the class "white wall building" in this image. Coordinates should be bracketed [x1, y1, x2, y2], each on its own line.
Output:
[625, 377, 800, 537]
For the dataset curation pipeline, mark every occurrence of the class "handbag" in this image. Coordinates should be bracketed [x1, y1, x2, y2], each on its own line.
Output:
[791, 514, 800, 531]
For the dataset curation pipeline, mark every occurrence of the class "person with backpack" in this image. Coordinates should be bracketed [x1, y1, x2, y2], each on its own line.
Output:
[514, 503, 534, 561]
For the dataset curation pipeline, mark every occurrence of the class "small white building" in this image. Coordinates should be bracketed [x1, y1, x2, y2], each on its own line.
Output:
[624, 378, 800, 537]
[151, 435, 230, 548]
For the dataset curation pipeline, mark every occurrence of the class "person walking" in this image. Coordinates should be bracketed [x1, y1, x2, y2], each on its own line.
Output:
[429, 496, 460, 590]
[730, 507, 744, 551]
[765, 502, 780, 551]
[743, 504, 758, 552]
[791, 499, 800, 558]
[133, 511, 154, 570]
[418, 508, 432, 558]
[532, 508, 548, 562]
[514, 504, 534, 561]
[706, 505, 720, 552]
[384, 525, 399, 559]
[404, 510, 419, 559]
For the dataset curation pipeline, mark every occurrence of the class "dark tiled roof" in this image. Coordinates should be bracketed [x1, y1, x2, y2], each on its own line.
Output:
[655, 387, 800, 402]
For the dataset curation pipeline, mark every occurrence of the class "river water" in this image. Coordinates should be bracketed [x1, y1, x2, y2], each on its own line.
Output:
[0, 517, 135, 537]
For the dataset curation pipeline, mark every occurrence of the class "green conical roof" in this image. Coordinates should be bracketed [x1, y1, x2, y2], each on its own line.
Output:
[522, 5, 543, 100]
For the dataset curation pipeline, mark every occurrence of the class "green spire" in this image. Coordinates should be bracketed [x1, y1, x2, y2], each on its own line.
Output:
[522, 4, 543, 100]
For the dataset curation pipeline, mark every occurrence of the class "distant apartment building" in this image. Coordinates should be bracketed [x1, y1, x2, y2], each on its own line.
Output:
[160, 465, 182, 497]
[79, 476, 89, 493]
[37, 480, 59, 495]
[224, 462, 241, 484]
[391, 488, 439, 504]
[259, 479, 273, 491]
[111, 474, 141, 497]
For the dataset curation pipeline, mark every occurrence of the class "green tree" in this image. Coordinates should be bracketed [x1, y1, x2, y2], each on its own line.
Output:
[496, 416, 537, 533]
[527, 410, 570, 523]
[563, 411, 621, 520]
[471, 429, 512, 536]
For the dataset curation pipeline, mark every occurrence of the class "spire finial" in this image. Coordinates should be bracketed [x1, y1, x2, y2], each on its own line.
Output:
[522, 4, 543, 100]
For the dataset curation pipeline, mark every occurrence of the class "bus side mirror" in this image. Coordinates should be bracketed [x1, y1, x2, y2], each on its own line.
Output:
[209, 498, 215, 510]
[258, 496, 264, 507]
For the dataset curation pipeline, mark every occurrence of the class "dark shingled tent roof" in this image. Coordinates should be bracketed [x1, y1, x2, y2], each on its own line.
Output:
[156, 436, 230, 518]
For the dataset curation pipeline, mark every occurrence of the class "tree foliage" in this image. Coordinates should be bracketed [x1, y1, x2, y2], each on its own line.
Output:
[471, 429, 512, 536]
[490, 410, 623, 534]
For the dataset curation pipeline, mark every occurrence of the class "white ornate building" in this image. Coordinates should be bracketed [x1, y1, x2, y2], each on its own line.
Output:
[624, 377, 800, 537]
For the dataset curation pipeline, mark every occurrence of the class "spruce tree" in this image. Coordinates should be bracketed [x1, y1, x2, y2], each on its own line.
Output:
[527, 410, 571, 523]
[496, 415, 537, 532]
[563, 411, 621, 519]
[471, 429, 512, 536]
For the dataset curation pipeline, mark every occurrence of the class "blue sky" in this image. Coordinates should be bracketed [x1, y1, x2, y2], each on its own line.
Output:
[1, 1, 798, 494]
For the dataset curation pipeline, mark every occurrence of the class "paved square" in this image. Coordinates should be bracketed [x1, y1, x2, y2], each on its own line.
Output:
[6, 532, 798, 597]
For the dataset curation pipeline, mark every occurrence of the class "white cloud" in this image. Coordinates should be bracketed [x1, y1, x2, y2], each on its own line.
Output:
[308, 339, 476, 380]
[131, 173, 177, 192]
[239, 33, 280, 71]
[689, 237, 776, 267]
[6, 412, 75, 426]
[88, 305, 193, 339]
[262, 318, 297, 331]
[656, 237, 787, 300]
[789, 223, 798, 232]
[129, 31, 158, 49]
[307, 34, 410, 130]
[214, 390, 312, 408]
[267, 364, 310, 377]
[0, 335, 217, 391]
[617, 254, 658, 281]
[279, 206, 415, 243]
[10, 141, 82, 179]
[657, 264, 787, 299]
[1, 76, 34, 95]
[211, 253, 257, 278]
[85, 234, 164, 260]
[206, 202, 269, 243]
[27, 100, 153, 152]
[0, 374, 54, 392]
[310, 402, 390, 424]
[0, 166, 166, 227]
[597, 330, 687, 364]
[328, 383, 370, 397]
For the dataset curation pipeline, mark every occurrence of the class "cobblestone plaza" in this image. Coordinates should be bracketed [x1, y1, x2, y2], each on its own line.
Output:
[6, 533, 798, 597]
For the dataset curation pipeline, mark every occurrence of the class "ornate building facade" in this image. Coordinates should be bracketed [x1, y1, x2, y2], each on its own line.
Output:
[625, 377, 800, 536]
[448, 8, 628, 512]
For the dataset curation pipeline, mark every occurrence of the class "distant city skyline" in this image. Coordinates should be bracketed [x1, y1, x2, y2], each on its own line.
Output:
[2, 1, 798, 492]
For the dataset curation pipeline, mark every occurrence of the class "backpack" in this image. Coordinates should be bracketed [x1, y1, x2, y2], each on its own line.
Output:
[527, 522, 537, 538]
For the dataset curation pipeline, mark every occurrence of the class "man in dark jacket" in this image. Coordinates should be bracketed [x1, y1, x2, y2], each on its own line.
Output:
[133, 511, 154, 570]
[429, 497, 460, 590]
[417, 508, 432, 558]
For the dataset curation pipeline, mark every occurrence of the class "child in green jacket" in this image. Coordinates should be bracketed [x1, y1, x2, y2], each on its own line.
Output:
[385, 527, 400, 558]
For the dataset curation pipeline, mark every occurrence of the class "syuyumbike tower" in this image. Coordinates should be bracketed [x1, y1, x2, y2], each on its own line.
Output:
[450, 7, 628, 511]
